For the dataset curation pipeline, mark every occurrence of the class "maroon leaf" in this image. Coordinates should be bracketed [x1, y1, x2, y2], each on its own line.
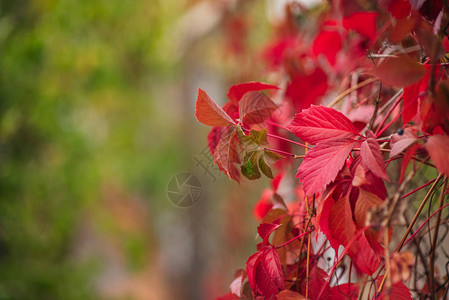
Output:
[369, 55, 426, 87]
[239, 92, 278, 126]
[425, 134, 449, 177]
[227, 81, 279, 104]
[288, 106, 359, 145]
[195, 88, 236, 127]
[360, 131, 389, 181]
[214, 127, 241, 182]
[298, 139, 356, 196]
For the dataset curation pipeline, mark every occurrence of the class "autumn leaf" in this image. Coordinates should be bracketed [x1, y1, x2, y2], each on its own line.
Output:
[297, 139, 356, 196]
[425, 134, 449, 176]
[330, 283, 359, 300]
[239, 91, 278, 126]
[288, 106, 359, 145]
[354, 189, 383, 228]
[214, 127, 241, 182]
[390, 127, 418, 158]
[299, 266, 332, 300]
[276, 290, 306, 299]
[230, 269, 246, 297]
[246, 245, 284, 298]
[354, 232, 380, 275]
[227, 81, 279, 104]
[376, 276, 412, 299]
[195, 88, 236, 127]
[241, 151, 261, 180]
[360, 131, 389, 181]
[369, 55, 426, 87]
[343, 12, 378, 40]
[257, 222, 281, 245]
[236, 126, 268, 152]
[328, 195, 356, 252]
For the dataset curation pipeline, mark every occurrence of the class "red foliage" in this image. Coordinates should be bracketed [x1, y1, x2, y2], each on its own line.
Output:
[195, 1, 449, 299]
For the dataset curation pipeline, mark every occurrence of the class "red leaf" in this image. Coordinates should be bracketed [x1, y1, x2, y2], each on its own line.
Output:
[276, 290, 306, 299]
[388, 0, 411, 19]
[257, 222, 281, 245]
[208, 126, 227, 154]
[425, 134, 449, 177]
[227, 82, 279, 104]
[354, 189, 383, 228]
[312, 30, 342, 65]
[239, 91, 278, 126]
[390, 128, 418, 158]
[400, 143, 420, 183]
[286, 69, 328, 111]
[343, 12, 378, 40]
[254, 189, 274, 221]
[262, 246, 284, 291]
[246, 251, 263, 293]
[298, 139, 356, 196]
[328, 195, 356, 253]
[354, 232, 380, 275]
[369, 56, 426, 87]
[330, 283, 359, 300]
[214, 127, 241, 182]
[246, 246, 284, 298]
[360, 131, 389, 181]
[402, 82, 420, 124]
[299, 266, 332, 300]
[288, 105, 359, 145]
[230, 269, 246, 297]
[195, 88, 236, 127]
[376, 276, 412, 299]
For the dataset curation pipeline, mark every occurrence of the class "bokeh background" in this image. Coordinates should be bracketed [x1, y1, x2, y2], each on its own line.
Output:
[0, 0, 287, 299]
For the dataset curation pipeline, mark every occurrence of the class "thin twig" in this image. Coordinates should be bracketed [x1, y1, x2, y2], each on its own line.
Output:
[327, 78, 378, 108]
[429, 177, 447, 299]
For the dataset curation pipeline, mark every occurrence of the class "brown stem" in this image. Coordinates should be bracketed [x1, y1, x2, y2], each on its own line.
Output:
[429, 177, 448, 299]
[377, 173, 443, 295]
[327, 78, 378, 108]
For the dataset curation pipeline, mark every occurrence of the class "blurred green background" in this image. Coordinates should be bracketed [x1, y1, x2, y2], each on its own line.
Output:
[0, 0, 271, 299]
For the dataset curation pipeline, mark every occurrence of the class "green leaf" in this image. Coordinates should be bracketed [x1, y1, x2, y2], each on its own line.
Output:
[241, 151, 261, 180]
[236, 125, 268, 152]
[264, 149, 284, 163]
[258, 154, 274, 179]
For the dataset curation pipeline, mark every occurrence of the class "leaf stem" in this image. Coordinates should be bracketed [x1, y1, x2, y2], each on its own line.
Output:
[265, 120, 290, 131]
[276, 228, 314, 249]
[266, 132, 311, 149]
